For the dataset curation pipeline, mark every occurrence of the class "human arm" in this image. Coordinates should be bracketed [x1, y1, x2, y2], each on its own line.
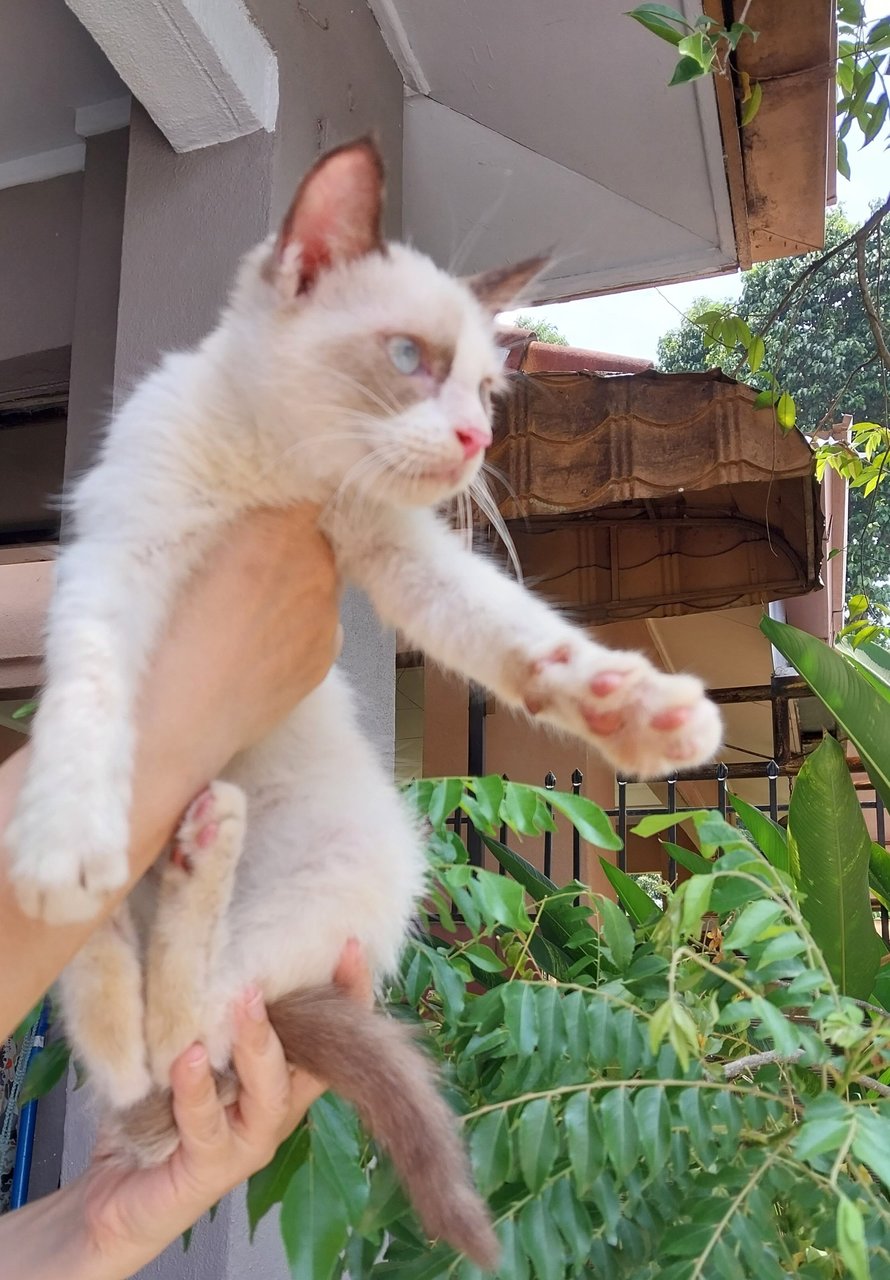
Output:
[0, 941, 372, 1280]
[0, 505, 340, 1039]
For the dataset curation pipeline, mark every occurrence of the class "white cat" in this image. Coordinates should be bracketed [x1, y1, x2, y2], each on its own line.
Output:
[6, 139, 720, 1263]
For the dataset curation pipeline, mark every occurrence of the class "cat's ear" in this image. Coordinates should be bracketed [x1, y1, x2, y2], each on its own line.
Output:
[466, 254, 549, 314]
[273, 137, 385, 295]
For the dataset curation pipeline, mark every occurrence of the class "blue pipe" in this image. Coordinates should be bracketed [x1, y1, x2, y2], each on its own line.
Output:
[10, 1001, 50, 1209]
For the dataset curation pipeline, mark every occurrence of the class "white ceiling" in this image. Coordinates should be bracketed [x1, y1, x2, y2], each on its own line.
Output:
[1, 0, 741, 302]
[373, 0, 739, 301]
[0, 0, 124, 186]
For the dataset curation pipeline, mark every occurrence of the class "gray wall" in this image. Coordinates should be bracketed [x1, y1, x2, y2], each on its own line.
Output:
[65, 128, 130, 482]
[0, 173, 83, 362]
[252, 0, 404, 231]
[114, 105, 275, 389]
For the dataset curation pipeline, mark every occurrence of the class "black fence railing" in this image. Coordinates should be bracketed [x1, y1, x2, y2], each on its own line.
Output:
[448, 760, 890, 947]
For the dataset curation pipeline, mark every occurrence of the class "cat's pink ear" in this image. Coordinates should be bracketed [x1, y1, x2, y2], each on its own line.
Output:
[274, 137, 385, 293]
[466, 255, 549, 313]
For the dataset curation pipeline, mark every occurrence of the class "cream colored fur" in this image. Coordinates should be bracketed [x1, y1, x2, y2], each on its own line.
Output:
[8, 142, 721, 1126]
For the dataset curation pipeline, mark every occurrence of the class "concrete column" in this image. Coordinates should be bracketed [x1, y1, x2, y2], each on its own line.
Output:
[64, 128, 130, 482]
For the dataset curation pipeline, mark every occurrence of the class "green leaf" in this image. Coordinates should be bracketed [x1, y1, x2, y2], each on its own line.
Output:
[634, 1086, 672, 1177]
[280, 1149, 349, 1280]
[599, 1087, 639, 1179]
[494, 1218, 529, 1280]
[761, 618, 890, 813]
[548, 1178, 593, 1269]
[563, 1091, 601, 1193]
[20, 1041, 70, 1104]
[598, 897, 636, 970]
[677, 32, 710, 70]
[626, 4, 689, 46]
[632, 811, 709, 838]
[310, 1096, 368, 1223]
[480, 834, 557, 899]
[662, 841, 713, 877]
[776, 391, 796, 429]
[469, 1109, 512, 1196]
[537, 789, 622, 850]
[600, 857, 662, 924]
[728, 791, 789, 872]
[248, 1126, 311, 1238]
[517, 1198, 564, 1280]
[870, 841, 890, 906]
[754, 388, 780, 409]
[503, 982, 539, 1056]
[788, 735, 884, 999]
[836, 1194, 870, 1280]
[463, 942, 505, 974]
[722, 899, 786, 950]
[669, 54, 708, 85]
[501, 782, 546, 835]
[427, 778, 464, 829]
[747, 333, 765, 373]
[740, 79, 763, 126]
[471, 869, 531, 932]
[469, 775, 504, 828]
[851, 1109, 890, 1190]
[679, 872, 713, 935]
[516, 1097, 559, 1193]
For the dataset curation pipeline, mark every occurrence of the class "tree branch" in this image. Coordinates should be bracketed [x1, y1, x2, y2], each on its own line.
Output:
[724, 1049, 804, 1079]
[755, 193, 890, 344]
[856, 211, 890, 373]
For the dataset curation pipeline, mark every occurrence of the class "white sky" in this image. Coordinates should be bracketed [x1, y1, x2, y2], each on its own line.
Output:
[501, 122, 889, 363]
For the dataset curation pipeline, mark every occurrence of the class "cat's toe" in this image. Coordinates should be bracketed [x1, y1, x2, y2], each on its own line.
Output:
[169, 781, 247, 875]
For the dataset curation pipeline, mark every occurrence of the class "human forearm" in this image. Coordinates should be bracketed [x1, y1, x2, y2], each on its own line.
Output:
[1, 505, 340, 1038]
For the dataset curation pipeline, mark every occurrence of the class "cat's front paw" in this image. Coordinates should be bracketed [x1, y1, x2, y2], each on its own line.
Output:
[520, 641, 722, 778]
[7, 796, 130, 924]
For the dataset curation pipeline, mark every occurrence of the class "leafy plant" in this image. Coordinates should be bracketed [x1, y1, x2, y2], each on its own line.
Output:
[627, 5, 759, 97]
[233, 771, 890, 1279]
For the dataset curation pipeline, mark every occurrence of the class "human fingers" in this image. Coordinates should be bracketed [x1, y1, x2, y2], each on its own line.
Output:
[169, 1044, 231, 1165]
[230, 987, 325, 1150]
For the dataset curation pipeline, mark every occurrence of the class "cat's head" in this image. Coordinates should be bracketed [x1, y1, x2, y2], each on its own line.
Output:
[232, 137, 545, 508]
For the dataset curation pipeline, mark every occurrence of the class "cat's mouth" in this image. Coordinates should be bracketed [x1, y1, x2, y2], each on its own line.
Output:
[407, 460, 477, 491]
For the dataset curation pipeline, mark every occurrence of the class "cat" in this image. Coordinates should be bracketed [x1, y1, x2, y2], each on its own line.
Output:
[6, 137, 721, 1266]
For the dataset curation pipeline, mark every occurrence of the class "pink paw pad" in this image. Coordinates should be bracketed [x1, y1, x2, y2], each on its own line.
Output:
[582, 707, 625, 736]
[589, 671, 631, 698]
[651, 707, 692, 732]
[530, 644, 572, 676]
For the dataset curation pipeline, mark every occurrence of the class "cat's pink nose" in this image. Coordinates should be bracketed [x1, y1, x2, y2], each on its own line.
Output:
[454, 425, 490, 460]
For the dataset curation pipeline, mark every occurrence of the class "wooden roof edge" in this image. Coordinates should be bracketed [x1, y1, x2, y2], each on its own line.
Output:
[705, 0, 834, 266]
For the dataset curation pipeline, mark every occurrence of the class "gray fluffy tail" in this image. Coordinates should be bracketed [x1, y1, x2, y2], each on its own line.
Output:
[268, 985, 498, 1269]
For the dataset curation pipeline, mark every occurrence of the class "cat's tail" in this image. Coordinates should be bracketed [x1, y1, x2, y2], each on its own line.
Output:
[268, 984, 499, 1270]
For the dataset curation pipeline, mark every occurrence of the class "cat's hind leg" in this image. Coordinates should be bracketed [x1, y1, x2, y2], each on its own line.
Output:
[144, 781, 247, 1087]
[59, 906, 152, 1109]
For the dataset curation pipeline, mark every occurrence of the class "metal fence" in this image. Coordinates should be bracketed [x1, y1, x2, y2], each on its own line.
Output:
[450, 759, 890, 947]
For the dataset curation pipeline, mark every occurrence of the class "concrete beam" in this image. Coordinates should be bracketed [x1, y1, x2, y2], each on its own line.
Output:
[65, 0, 279, 152]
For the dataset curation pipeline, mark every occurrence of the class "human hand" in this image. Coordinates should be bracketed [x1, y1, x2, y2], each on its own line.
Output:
[0, 941, 372, 1280]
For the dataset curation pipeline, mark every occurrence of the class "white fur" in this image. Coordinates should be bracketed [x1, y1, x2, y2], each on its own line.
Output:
[8, 216, 720, 1113]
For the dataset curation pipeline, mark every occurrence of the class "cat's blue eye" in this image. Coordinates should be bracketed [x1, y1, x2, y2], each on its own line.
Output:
[387, 335, 422, 375]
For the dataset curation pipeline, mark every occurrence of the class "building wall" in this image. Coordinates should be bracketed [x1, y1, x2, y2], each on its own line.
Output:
[0, 174, 82, 363]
